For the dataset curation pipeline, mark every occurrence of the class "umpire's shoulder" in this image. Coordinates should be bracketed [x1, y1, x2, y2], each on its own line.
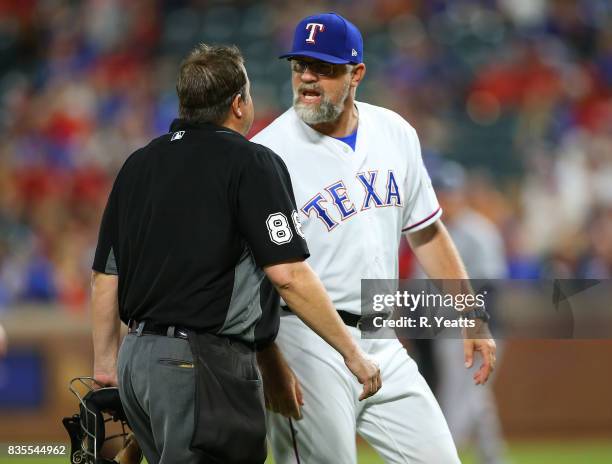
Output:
[110, 145, 148, 187]
[118, 132, 169, 172]
[246, 141, 290, 174]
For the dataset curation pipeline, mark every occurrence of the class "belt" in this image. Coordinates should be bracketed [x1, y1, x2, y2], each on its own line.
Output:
[128, 320, 189, 340]
[281, 307, 384, 332]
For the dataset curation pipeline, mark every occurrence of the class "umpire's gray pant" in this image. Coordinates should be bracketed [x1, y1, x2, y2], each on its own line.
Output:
[117, 333, 203, 464]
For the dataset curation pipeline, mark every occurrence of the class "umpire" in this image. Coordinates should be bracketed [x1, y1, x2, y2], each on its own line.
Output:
[91, 44, 380, 464]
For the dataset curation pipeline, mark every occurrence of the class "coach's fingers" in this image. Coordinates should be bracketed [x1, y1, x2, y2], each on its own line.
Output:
[464, 339, 474, 369]
[372, 369, 382, 395]
[358, 369, 381, 401]
[346, 352, 380, 401]
[474, 347, 494, 385]
[358, 377, 373, 401]
[358, 384, 371, 401]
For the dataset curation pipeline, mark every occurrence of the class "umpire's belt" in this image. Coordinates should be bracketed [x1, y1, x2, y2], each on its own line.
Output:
[128, 320, 188, 340]
[281, 307, 383, 332]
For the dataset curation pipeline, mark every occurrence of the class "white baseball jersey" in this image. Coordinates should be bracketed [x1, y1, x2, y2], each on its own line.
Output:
[252, 101, 442, 315]
[252, 102, 459, 464]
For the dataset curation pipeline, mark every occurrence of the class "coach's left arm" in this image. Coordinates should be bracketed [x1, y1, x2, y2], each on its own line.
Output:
[91, 270, 121, 388]
[406, 220, 497, 385]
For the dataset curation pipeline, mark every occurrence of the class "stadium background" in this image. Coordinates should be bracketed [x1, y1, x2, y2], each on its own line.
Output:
[0, 0, 611, 462]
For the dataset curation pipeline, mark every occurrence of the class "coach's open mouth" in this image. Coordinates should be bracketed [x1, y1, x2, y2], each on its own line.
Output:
[301, 89, 321, 104]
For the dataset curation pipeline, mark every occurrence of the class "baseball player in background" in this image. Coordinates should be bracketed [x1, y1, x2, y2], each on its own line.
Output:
[431, 162, 508, 464]
[252, 13, 496, 464]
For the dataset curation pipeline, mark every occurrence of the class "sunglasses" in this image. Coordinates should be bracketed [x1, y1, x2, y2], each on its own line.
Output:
[290, 59, 347, 77]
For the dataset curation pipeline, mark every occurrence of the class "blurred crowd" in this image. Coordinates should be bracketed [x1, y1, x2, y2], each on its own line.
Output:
[0, 0, 611, 312]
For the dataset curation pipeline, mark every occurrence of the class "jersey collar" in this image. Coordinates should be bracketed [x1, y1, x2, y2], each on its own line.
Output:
[290, 102, 369, 162]
[169, 119, 243, 137]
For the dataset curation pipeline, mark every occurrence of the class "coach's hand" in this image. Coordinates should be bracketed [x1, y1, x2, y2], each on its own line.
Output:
[257, 343, 304, 420]
[344, 351, 381, 401]
[463, 322, 496, 385]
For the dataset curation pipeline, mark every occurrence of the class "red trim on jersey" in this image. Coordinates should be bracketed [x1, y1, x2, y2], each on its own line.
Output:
[402, 207, 442, 232]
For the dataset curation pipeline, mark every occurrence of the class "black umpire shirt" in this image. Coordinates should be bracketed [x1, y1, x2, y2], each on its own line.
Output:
[92, 119, 309, 348]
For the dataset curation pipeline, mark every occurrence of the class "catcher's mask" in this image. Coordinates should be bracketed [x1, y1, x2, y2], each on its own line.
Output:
[62, 377, 142, 464]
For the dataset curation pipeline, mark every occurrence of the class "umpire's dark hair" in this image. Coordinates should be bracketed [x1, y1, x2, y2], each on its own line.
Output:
[176, 44, 247, 125]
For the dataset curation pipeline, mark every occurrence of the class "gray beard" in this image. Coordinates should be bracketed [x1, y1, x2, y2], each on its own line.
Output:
[293, 82, 350, 125]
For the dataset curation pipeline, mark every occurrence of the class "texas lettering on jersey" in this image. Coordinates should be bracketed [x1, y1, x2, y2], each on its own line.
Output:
[302, 170, 401, 231]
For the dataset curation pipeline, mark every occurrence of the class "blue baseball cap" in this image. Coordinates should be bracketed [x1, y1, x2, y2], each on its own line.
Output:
[279, 13, 363, 64]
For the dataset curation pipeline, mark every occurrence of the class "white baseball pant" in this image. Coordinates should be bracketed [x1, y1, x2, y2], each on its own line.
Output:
[267, 315, 461, 464]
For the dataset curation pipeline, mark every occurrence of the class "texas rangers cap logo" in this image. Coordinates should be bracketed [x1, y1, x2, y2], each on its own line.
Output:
[305, 23, 325, 43]
[279, 13, 364, 65]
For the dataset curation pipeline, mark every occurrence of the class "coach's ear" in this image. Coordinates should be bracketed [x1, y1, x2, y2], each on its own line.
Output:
[350, 63, 366, 88]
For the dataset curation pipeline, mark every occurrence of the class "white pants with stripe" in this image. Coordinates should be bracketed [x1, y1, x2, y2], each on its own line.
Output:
[267, 315, 460, 464]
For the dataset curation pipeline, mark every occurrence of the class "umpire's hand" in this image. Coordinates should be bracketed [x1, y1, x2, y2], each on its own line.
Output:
[344, 351, 381, 401]
[257, 343, 304, 420]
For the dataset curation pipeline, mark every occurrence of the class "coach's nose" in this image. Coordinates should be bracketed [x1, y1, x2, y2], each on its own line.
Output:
[300, 68, 319, 83]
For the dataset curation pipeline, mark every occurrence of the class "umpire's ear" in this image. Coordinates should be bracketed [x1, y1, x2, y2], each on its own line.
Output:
[231, 93, 244, 118]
